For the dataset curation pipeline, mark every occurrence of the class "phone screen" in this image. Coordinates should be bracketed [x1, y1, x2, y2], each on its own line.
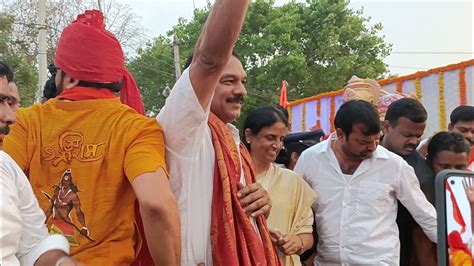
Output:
[444, 175, 474, 265]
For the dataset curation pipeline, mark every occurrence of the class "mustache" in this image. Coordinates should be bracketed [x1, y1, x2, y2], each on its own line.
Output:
[226, 96, 244, 104]
[0, 126, 10, 135]
[404, 144, 417, 149]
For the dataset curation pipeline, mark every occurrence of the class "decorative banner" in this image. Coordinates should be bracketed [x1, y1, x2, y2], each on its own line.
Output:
[287, 59, 474, 134]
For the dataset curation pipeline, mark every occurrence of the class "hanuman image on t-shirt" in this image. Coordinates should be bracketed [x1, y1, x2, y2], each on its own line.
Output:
[42, 169, 93, 246]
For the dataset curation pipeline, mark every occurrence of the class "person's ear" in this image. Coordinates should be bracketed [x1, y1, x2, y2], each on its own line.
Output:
[382, 120, 391, 134]
[244, 128, 253, 144]
[336, 128, 344, 141]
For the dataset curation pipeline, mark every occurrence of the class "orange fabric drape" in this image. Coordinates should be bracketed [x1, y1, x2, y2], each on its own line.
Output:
[208, 113, 280, 266]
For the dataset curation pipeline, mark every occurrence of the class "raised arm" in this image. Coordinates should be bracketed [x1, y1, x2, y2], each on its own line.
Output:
[189, 0, 249, 108]
[132, 168, 180, 265]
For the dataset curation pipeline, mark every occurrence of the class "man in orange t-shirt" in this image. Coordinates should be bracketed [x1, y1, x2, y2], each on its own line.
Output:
[4, 10, 180, 265]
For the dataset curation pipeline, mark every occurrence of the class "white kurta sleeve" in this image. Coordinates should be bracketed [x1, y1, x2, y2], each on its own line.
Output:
[1, 152, 70, 265]
[157, 68, 211, 156]
[396, 161, 437, 243]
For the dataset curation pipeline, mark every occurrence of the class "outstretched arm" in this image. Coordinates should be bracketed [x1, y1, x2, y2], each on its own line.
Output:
[132, 168, 180, 265]
[462, 178, 474, 234]
[189, 0, 249, 108]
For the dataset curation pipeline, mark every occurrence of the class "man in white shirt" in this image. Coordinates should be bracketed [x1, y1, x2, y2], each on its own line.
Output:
[0, 74, 74, 265]
[294, 100, 437, 265]
[157, 0, 279, 265]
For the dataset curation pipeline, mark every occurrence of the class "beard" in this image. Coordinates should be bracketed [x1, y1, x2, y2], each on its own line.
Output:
[0, 125, 10, 135]
[342, 143, 373, 160]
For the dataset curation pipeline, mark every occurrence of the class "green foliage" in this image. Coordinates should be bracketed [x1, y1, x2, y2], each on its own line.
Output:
[0, 13, 38, 107]
[127, 36, 176, 114]
[129, 0, 392, 120]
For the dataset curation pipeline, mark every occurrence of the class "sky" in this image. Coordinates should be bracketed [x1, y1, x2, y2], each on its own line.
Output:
[122, 0, 473, 76]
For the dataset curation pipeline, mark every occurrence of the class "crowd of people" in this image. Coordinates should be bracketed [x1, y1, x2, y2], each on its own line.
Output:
[0, 0, 473, 265]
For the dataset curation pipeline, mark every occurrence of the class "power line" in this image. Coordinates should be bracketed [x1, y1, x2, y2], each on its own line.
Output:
[388, 65, 430, 70]
[392, 51, 473, 55]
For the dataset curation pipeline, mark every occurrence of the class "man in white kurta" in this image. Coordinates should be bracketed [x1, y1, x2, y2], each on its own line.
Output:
[157, 0, 275, 264]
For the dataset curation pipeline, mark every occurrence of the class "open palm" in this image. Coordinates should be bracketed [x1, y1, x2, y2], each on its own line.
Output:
[462, 178, 474, 204]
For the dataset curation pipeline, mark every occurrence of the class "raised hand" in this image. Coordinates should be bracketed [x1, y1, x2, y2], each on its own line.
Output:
[462, 178, 474, 204]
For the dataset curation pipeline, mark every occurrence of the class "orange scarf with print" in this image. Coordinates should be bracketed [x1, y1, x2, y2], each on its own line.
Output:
[208, 113, 280, 266]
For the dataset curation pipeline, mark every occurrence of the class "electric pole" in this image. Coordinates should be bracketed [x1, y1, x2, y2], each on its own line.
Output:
[97, 0, 103, 11]
[37, 0, 47, 102]
[172, 35, 181, 80]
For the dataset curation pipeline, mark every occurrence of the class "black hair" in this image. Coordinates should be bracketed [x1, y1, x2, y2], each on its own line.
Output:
[277, 141, 317, 168]
[243, 105, 288, 150]
[183, 50, 242, 70]
[0, 61, 14, 82]
[43, 64, 58, 100]
[334, 100, 382, 137]
[59, 68, 122, 93]
[385, 98, 427, 126]
[450, 105, 474, 125]
[77, 80, 122, 92]
[426, 131, 471, 163]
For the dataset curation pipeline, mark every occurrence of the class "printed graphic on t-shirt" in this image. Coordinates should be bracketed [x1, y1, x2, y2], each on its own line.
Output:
[42, 169, 94, 246]
[43, 131, 106, 166]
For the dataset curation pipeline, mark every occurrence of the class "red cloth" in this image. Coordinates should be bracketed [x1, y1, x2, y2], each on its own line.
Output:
[279, 80, 287, 108]
[58, 86, 116, 101]
[55, 10, 124, 83]
[446, 181, 466, 234]
[55, 10, 145, 114]
[120, 68, 145, 115]
[208, 113, 281, 266]
[448, 230, 472, 257]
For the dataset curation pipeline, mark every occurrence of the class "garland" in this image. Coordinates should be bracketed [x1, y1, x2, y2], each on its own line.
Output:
[459, 67, 467, 105]
[329, 96, 336, 132]
[415, 78, 422, 100]
[438, 72, 446, 131]
[287, 59, 474, 108]
[302, 102, 307, 131]
[396, 80, 403, 94]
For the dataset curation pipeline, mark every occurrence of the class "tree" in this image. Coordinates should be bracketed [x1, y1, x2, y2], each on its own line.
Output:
[130, 0, 392, 121]
[1, 0, 146, 63]
[0, 13, 38, 107]
[127, 36, 175, 114]
[0, 0, 146, 106]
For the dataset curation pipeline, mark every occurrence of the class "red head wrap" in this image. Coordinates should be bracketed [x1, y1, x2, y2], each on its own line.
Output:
[55, 10, 145, 115]
[448, 230, 472, 256]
